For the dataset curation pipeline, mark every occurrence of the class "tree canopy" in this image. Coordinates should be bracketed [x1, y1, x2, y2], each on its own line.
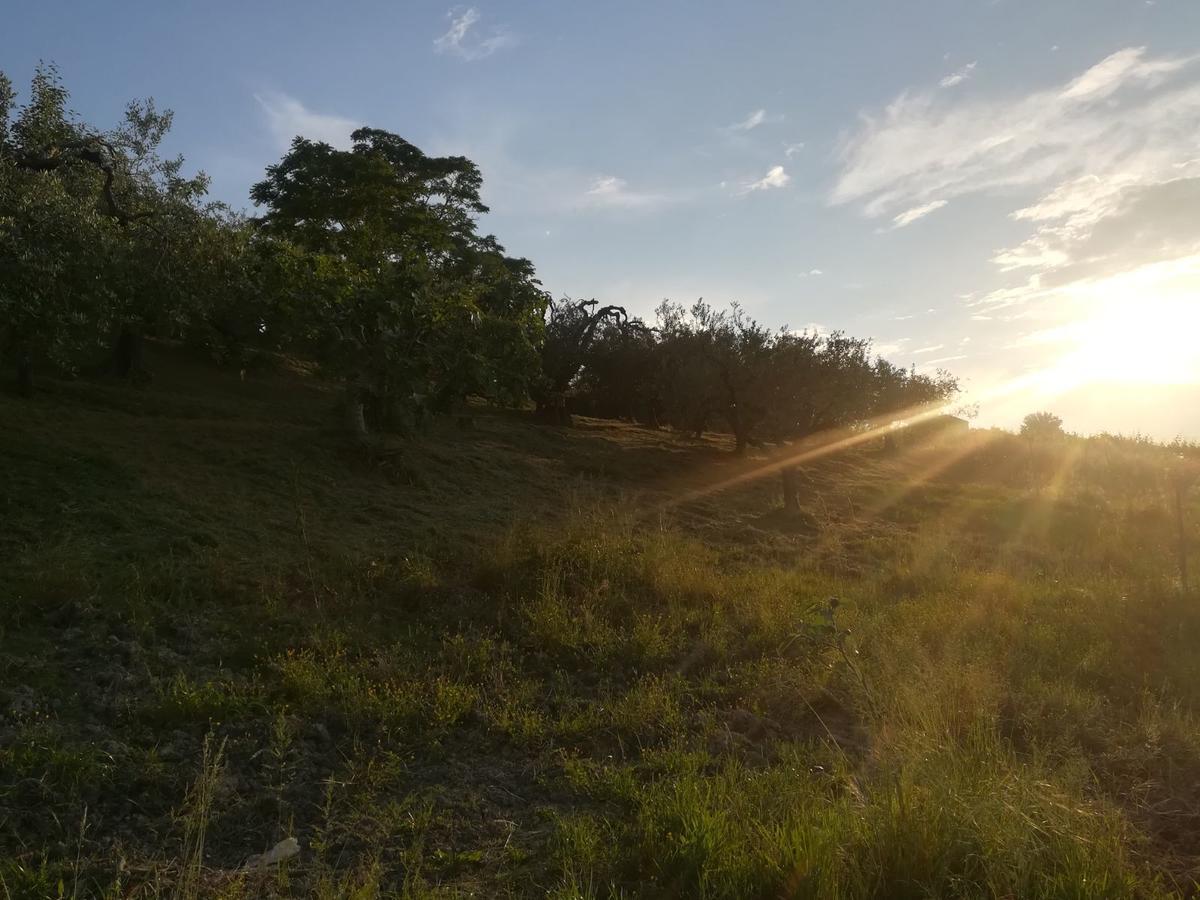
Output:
[1, 63, 967, 509]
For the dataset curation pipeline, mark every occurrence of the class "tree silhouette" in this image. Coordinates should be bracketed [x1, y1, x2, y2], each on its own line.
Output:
[1021, 411, 1065, 440]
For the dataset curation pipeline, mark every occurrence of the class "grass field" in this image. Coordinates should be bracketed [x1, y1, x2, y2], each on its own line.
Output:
[3, 346, 1199, 898]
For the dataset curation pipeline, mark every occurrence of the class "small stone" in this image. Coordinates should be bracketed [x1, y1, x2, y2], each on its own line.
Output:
[244, 836, 300, 870]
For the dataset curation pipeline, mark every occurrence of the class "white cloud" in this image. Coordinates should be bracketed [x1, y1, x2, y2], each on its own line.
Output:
[892, 199, 947, 228]
[744, 165, 790, 193]
[254, 92, 359, 150]
[730, 108, 772, 131]
[912, 344, 946, 354]
[833, 46, 1199, 219]
[834, 44, 1200, 324]
[784, 141, 806, 157]
[939, 61, 977, 88]
[434, 7, 516, 61]
[1059, 46, 1185, 100]
[798, 268, 823, 277]
[583, 175, 669, 210]
[924, 354, 969, 367]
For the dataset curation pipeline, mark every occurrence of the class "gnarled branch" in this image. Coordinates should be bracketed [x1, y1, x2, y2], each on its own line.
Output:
[16, 137, 153, 225]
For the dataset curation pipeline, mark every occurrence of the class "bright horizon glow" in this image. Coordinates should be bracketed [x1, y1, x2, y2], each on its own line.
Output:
[1034, 258, 1200, 392]
[961, 255, 1200, 425]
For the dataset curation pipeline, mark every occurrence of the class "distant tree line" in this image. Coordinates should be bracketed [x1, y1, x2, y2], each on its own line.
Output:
[540, 297, 959, 506]
[1, 65, 960, 506]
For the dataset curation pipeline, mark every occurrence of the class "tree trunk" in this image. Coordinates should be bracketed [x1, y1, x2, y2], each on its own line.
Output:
[781, 466, 800, 512]
[344, 388, 369, 443]
[535, 394, 572, 426]
[113, 324, 147, 381]
[15, 350, 32, 397]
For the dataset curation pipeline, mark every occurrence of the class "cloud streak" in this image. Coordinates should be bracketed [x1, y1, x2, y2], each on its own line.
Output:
[939, 61, 976, 88]
[834, 45, 1200, 316]
[434, 7, 516, 61]
[731, 108, 767, 131]
[583, 175, 670, 210]
[892, 199, 947, 228]
[833, 46, 1198, 218]
[254, 92, 359, 150]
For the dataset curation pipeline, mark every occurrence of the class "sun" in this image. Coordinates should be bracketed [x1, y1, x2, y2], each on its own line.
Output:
[1035, 257, 1200, 394]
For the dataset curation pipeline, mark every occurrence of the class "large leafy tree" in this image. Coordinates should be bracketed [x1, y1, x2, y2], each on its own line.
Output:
[0, 65, 211, 392]
[251, 128, 546, 437]
[0, 66, 119, 393]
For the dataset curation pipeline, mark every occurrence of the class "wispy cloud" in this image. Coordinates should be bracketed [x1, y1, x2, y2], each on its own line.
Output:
[744, 164, 790, 193]
[784, 141, 806, 157]
[892, 199, 947, 228]
[834, 45, 1200, 317]
[939, 61, 977, 88]
[833, 46, 1197, 219]
[924, 354, 969, 367]
[434, 7, 516, 61]
[912, 344, 946, 354]
[798, 268, 823, 277]
[729, 108, 771, 131]
[254, 91, 359, 150]
[583, 175, 669, 211]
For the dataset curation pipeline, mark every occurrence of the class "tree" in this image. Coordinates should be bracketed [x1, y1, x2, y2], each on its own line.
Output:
[1021, 411, 1065, 440]
[650, 300, 777, 453]
[534, 297, 627, 424]
[763, 330, 876, 510]
[251, 128, 547, 438]
[1, 66, 121, 393]
[572, 314, 661, 424]
[0, 65, 212, 391]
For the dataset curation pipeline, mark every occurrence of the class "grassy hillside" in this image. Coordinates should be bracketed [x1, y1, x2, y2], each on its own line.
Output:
[3, 347, 1199, 898]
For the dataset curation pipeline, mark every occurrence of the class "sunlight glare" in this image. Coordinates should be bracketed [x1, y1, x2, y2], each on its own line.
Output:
[1033, 256, 1200, 394]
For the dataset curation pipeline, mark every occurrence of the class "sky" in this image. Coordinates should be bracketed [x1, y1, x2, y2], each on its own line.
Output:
[4, 0, 1200, 439]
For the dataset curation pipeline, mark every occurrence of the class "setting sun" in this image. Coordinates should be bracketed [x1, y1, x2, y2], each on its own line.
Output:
[1029, 257, 1200, 396]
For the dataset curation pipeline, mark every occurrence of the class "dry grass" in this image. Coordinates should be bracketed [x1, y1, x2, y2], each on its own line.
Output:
[2, 345, 1198, 897]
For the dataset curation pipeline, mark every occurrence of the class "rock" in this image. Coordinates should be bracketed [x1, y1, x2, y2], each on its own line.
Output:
[244, 837, 300, 870]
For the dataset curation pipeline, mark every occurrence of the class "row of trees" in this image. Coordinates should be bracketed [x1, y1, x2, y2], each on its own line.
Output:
[0, 66, 548, 436]
[540, 298, 959, 508]
[2, 66, 960, 508]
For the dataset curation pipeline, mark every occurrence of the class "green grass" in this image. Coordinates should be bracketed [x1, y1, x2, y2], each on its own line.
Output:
[2, 345, 1199, 897]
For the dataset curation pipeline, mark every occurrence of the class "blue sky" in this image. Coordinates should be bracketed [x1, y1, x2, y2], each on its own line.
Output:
[5, 0, 1200, 438]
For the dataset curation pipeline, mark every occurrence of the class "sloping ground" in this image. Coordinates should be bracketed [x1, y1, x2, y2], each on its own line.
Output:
[2, 348, 1199, 898]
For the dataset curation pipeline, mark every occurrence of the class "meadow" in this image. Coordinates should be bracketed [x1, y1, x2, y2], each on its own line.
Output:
[3, 346, 1199, 898]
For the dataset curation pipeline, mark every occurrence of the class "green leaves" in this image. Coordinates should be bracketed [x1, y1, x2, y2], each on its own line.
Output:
[251, 127, 547, 428]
